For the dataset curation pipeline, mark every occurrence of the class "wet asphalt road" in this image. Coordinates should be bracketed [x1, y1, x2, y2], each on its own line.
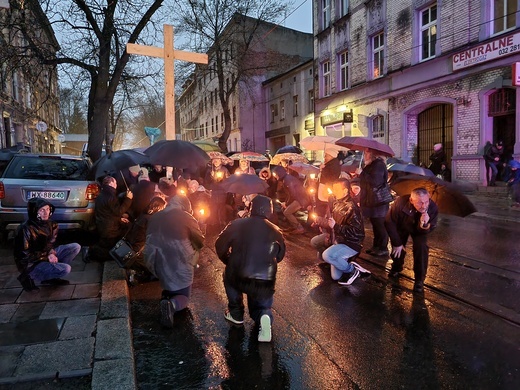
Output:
[130, 214, 520, 390]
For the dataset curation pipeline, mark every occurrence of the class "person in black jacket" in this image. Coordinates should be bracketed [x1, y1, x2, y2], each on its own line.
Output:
[384, 188, 439, 293]
[215, 195, 286, 343]
[310, 179, 367, 286]
[428, 143, 445, 175]
[272, 165, 310, 234]
[14, 198, 81, 291]
[88, 175, 133, 262]
[484, 140, 505, 186]
[316, 147, 342, 216]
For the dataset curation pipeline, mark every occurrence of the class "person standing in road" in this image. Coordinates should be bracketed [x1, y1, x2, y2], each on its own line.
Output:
[215, 195, 285, 343]
[357, 149, 391, 257]
[310, 179, 367, 285]
[384, 187, 439, 293]
[14, 198, 81, 291]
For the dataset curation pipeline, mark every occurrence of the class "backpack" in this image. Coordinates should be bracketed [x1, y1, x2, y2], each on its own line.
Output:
[483, 141, 492, 157]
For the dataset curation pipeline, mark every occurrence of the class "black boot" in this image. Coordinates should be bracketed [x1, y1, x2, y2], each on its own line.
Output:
[17, 273, 39, 292]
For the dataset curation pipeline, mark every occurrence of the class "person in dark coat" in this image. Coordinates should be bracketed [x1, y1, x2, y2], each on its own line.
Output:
[258, 167, 278, 199]
[316, 147, 342, 216]
[428, 143, 446, 175]
[272, 165, 310, 234]
[310, 179, 367, 285]
[384, 188, 439, 293]
[14, 198, 81, 291]
[127, 178, 157, 220]
[148, 165, 167, 183]
[88, 175, 133, 262]
[357, 149, 391, 257]
[144, 195, 205, 328]
[484, 140, 505, 186]
[215, 195, 285, 342]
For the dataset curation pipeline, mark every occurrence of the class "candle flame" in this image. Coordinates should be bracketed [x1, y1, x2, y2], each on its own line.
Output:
[327, 188, 333, 195]
[199, 208, 205, 215]
[310, 173, 316, 179]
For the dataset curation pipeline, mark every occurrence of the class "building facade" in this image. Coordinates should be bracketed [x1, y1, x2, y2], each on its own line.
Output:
[178, 15, 313, 153]
[313, 0, 520, 183]
[0, 2, 61, 154]
[262, 59, 316, 158]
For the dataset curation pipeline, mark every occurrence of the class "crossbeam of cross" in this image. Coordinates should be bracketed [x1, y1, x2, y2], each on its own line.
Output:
[127, 24, 208, 140]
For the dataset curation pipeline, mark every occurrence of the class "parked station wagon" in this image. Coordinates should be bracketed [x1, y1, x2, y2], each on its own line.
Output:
[0, 153, 99, 237]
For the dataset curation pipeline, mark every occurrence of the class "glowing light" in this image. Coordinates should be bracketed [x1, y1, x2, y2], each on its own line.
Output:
[199, 209, 205, 215]
[216, 172, 223, 178]
[310, 173, 316, 179]
[179, 189, 186, 195]
[311, 213, 317, 220]
[327, 188, 333, 195]
[309, 188, 315, 194]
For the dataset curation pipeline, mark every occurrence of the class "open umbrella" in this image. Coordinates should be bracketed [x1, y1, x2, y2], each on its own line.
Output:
[270, 153, 309, 166]
[89, 149, 150, 180]
[336, 136, 395, 157]
[387, 163, 435, 177]
[287, 162, 320, 176]
[218, 174, 268, 195]
[207, 151, 233, 165]
[275, 145, 303, 154]
[144, 140, 210, 169]
[192, 140, 221, 152]
[300, 135, 347, 154]
[390, 175, 477, 217]
[229, 151, 270, 162]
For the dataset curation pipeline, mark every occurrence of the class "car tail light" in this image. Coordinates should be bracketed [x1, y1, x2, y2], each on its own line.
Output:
[0, 182, 4, 199]
[86, 183, 100, 201]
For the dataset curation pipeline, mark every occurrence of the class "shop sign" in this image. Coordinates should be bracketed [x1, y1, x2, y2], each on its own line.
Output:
[452, 32, 520, 71]
[320, 112, 344, 126]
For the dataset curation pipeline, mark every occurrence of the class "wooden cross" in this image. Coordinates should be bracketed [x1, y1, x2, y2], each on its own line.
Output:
[127, 24, 208, 140]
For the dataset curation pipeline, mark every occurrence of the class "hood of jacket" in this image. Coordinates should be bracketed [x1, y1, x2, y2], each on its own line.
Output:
[166, 194, 193, 214]
[250, 195, 273, 219]
[259, 167, 272, 180]
[272, 165, 287, 180]
[27, 198, 55, 221]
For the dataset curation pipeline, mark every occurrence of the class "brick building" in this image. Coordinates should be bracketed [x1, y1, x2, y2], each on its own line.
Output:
[313, 0, 520, 183]
[0, 2, 61, 154]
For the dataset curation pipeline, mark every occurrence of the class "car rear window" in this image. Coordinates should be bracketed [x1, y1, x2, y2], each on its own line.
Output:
[3, 156, 90, 180]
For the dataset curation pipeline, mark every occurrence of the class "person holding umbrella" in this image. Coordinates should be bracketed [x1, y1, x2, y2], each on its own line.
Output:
[235, 159, 256, 175]
[384, 187, 439, 293]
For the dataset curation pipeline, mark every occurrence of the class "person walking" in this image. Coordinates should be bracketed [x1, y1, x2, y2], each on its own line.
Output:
[310, 179, 367, 285]
[215, 195, 285, 342]
[14, 198, 81, 291]
[357, 149, 391, 256]
[144, 195, 205, 328]
[384, 187, 439, 293]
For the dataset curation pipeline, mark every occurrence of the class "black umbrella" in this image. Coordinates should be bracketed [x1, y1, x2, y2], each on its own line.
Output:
[89, 149, 149, 181]
[387, 163, 435, 177]
[275, 145, 303, 155]
[390, 175, 477, 217]
[144, 140, 209, 169]
[218, 174, 269, 195]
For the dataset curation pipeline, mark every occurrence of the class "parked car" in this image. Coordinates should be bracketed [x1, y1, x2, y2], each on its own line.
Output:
[0, 153, 100, 238]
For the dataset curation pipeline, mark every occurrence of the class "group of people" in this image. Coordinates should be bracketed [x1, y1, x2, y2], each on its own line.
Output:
[13, 147, 441, 343]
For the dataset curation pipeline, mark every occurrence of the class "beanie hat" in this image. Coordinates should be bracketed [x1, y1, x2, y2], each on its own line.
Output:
[128, 165, 141, 174]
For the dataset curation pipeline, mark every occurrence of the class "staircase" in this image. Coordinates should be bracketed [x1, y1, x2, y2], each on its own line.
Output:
[464, 182, 519, 222]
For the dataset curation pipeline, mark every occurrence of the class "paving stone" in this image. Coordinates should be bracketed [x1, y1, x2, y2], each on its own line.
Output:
[40, 298, 100, 319]
[59, 315, 96, 340]
[14, 337, 94, 376]
[95, 318, 132, 360]
[92, 358, 135, 390]
[17, 286, 74, 303]
[0, 288, 21, 305]
[0, 318, 64, 347]
[0, 345, 24, 377]
[67, 270, 102, 285]
[0, 304, 17, 324]
[72, 283, 101, 299]
[11, 302, 46, 322]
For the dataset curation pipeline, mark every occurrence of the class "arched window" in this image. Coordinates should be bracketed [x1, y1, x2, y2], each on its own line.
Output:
[488, 88, 516, 116]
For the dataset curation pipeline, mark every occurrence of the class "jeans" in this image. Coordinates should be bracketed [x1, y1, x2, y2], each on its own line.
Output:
[488, 162, 499, 185]
[284, 200, 302, 228]
[224, 276, 274, 324]
[322, 244, 358, 280]
[162, 285, 192, 311]
[29, 243, 81, 282]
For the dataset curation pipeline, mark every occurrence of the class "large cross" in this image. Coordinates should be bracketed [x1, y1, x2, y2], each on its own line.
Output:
[127, 24, 208, 140]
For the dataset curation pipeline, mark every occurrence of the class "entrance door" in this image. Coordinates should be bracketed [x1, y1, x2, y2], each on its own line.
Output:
[417, 104, 453, 168]
[493, 115, 515, 162]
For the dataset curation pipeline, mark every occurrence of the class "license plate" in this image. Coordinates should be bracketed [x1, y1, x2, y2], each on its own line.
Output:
[27, 191, 66, 200]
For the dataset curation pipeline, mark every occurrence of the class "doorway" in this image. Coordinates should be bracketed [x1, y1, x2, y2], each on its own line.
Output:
[417, 104, 453, 168]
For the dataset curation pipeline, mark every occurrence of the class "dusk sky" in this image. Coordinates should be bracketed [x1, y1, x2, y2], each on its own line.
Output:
[283, 0, 312, 33]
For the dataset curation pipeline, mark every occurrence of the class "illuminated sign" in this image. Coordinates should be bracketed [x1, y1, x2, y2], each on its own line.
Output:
[452, 32, 520, 71]
[320, 112, 344, 126]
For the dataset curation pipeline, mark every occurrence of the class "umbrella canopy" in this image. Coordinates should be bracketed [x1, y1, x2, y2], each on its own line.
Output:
[288, 162, 320, 176]
[218, 174, 268, 195]
[144, 140, 210, 168]
[390, 175, 477, 217]
[387, 163, 435, 177]
[89, 149, 149, 180]
[192, 140, 221, 152]
[207, 151, 233, 165]
[275, 145, 303, 154]
[229, 151, 270, 162]
[336, 136, 395, 157]
[300, 135, 347, 154]
[270, 153, 309, 166]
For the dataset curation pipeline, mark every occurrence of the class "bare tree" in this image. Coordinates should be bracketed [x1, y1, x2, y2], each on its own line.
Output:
[3, 0, 168, 161]
[173, 0, 294, 152]
[59, 88, 88, 134]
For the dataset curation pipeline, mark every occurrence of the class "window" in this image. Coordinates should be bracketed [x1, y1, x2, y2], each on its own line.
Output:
[338, 0, 349, 17]
[211, 118, 214, 134]
[321, 0, 331, 30]
[221, 113, 224, 130]
[492, 0, 517, 35]
[339, 51, 349, 90]
[215, 115, 218, 133]
[293, 95, 299, 116]
[232, 106, 237, 124]
[420, 4, 437, 61]
[11, 72, 19, 102]
[280, 100, 285, 120]
[372, 32, 385, 79]
[322, 61, 331, 97]
[372, 115, 385, 139]
[308, 90, 314, 113]
[205, 122, 208, 137]
[270, 104, 278, 123]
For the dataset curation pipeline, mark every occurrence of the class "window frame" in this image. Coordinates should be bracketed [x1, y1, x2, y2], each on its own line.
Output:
[371, 32, 385, 79]
[293, 95, 299, 117]
[321, 0, 331, 30]
[322, 61, 331, 97]
[419, 4, 437, 62]
[308, 90, 314, 113]
[339, 51, 349, 91]
[338, 0, 349, 18]
[372, 115, 385, 139]
[491, 0, 517, 36]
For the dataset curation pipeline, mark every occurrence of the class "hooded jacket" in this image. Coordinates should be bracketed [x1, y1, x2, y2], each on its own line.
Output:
[13, 198, 58, 272]
[215, 195, 285, 292]
[144, 195, 204, 291]
[272, 165, 310, 208]
[94, 184, 132, 238]
[330, 194, 365, 252]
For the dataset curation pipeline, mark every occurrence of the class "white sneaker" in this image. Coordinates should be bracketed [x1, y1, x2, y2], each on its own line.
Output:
[224, 311, 244, 325]
[337, 269, 360, 286]
[258, 314, 272, 342]
[350, 261, 371, 275]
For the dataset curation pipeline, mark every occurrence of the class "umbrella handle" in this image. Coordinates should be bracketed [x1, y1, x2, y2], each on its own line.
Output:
[120, 170, 129, 191]
[359, 151, 364, 169]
